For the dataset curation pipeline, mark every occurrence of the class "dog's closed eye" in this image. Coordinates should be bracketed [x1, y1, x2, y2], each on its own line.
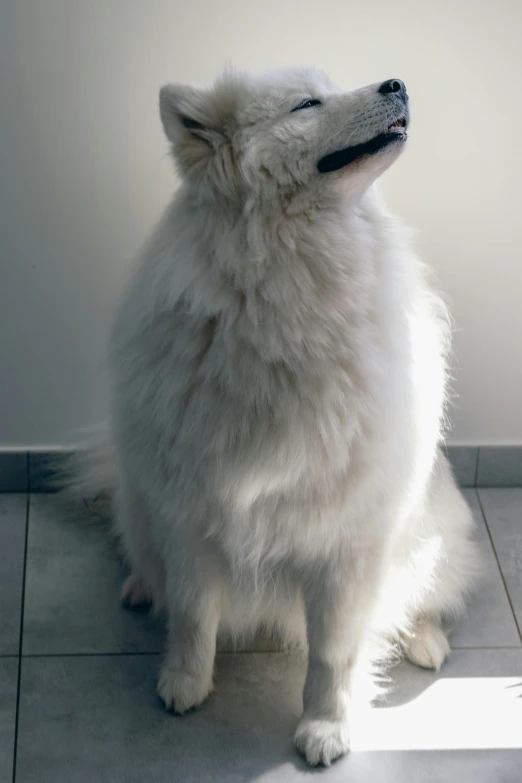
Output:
[181, 116, 206, 131]
[291, 98, 322, 113]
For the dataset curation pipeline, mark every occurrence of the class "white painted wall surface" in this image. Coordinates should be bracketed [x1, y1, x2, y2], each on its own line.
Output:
[1, 0, 521, 447]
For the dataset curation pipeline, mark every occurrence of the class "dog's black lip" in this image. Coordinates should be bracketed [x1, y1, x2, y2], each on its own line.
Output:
[317, 121, 408, 174]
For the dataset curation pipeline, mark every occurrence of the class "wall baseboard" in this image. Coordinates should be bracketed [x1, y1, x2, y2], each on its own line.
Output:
[1, 447, 522, 493]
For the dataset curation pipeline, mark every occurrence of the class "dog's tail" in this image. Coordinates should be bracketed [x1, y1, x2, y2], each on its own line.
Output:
[51, 427, 120, 520]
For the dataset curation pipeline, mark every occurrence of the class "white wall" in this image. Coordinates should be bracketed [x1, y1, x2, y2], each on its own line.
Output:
[1, 0, 521, 447]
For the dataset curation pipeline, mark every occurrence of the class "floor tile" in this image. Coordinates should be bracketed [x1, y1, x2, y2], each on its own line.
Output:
[0, 658, 17, 782]
[16, 649, 522, 783]
[21, 495, 282, 655]
[0, 494, 27, 655]
[20, 486, 521, 658]
[449, 490, 521, 648]
[23, 494, 164, 655]
[478, 489, 522, 638]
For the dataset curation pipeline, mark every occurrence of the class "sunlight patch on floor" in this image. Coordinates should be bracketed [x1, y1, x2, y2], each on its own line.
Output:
[351, 677, 522, 751]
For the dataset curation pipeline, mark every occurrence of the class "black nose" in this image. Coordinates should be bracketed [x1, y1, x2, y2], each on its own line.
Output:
[378, 79, 407, 99]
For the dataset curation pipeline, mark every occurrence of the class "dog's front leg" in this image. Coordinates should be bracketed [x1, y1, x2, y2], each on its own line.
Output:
[295, 545, 382, 766]
[157, 543, 223, 714]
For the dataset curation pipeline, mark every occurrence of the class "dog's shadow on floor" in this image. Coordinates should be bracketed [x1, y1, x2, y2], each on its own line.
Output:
[120, 650, 440, 779]
[116, 633, 438, 779]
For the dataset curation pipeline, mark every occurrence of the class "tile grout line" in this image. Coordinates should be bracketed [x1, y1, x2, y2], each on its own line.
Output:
[20, 649, 291, 659]
[475, 488, 522, 645]
[18, 651, 269, 661]
[18, 646, 522, 659]
[22, 651, 162, 659]
[451, 645, 522, 651]
[11, 489, 30, 783]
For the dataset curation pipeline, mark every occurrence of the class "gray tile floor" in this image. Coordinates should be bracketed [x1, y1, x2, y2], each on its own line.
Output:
[1, 489, 521, 782]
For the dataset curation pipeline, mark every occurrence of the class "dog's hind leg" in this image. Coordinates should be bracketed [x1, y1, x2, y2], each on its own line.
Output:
[120, 572, 154, 608]
[403, 616, 450, 670]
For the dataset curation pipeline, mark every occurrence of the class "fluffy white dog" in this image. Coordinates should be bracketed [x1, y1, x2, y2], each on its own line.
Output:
[78, 67, 479, 766]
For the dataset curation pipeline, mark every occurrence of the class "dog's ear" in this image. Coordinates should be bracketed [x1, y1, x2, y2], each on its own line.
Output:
[159, 84, 224, 172]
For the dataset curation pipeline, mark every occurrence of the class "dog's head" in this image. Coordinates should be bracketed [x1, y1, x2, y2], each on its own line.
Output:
[160, 67, 409, 203]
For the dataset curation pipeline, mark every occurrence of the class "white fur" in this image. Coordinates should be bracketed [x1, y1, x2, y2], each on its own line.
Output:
[75, 67, 479, 766]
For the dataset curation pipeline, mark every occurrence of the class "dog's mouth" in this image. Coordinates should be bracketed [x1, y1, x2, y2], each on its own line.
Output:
[317, 115, 408, 174]
[386, 116, 407, 134]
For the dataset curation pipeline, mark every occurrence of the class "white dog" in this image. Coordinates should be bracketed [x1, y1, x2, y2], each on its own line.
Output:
[77, 67, 479, 766]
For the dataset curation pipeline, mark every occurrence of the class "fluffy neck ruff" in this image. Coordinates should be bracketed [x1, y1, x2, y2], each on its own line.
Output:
[140, 184, 405, 373]
[197, 187, 387, 338]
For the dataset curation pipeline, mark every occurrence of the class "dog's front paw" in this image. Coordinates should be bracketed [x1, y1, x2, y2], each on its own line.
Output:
[294, 717, 350, 767]
[157, 666, 213, 714]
